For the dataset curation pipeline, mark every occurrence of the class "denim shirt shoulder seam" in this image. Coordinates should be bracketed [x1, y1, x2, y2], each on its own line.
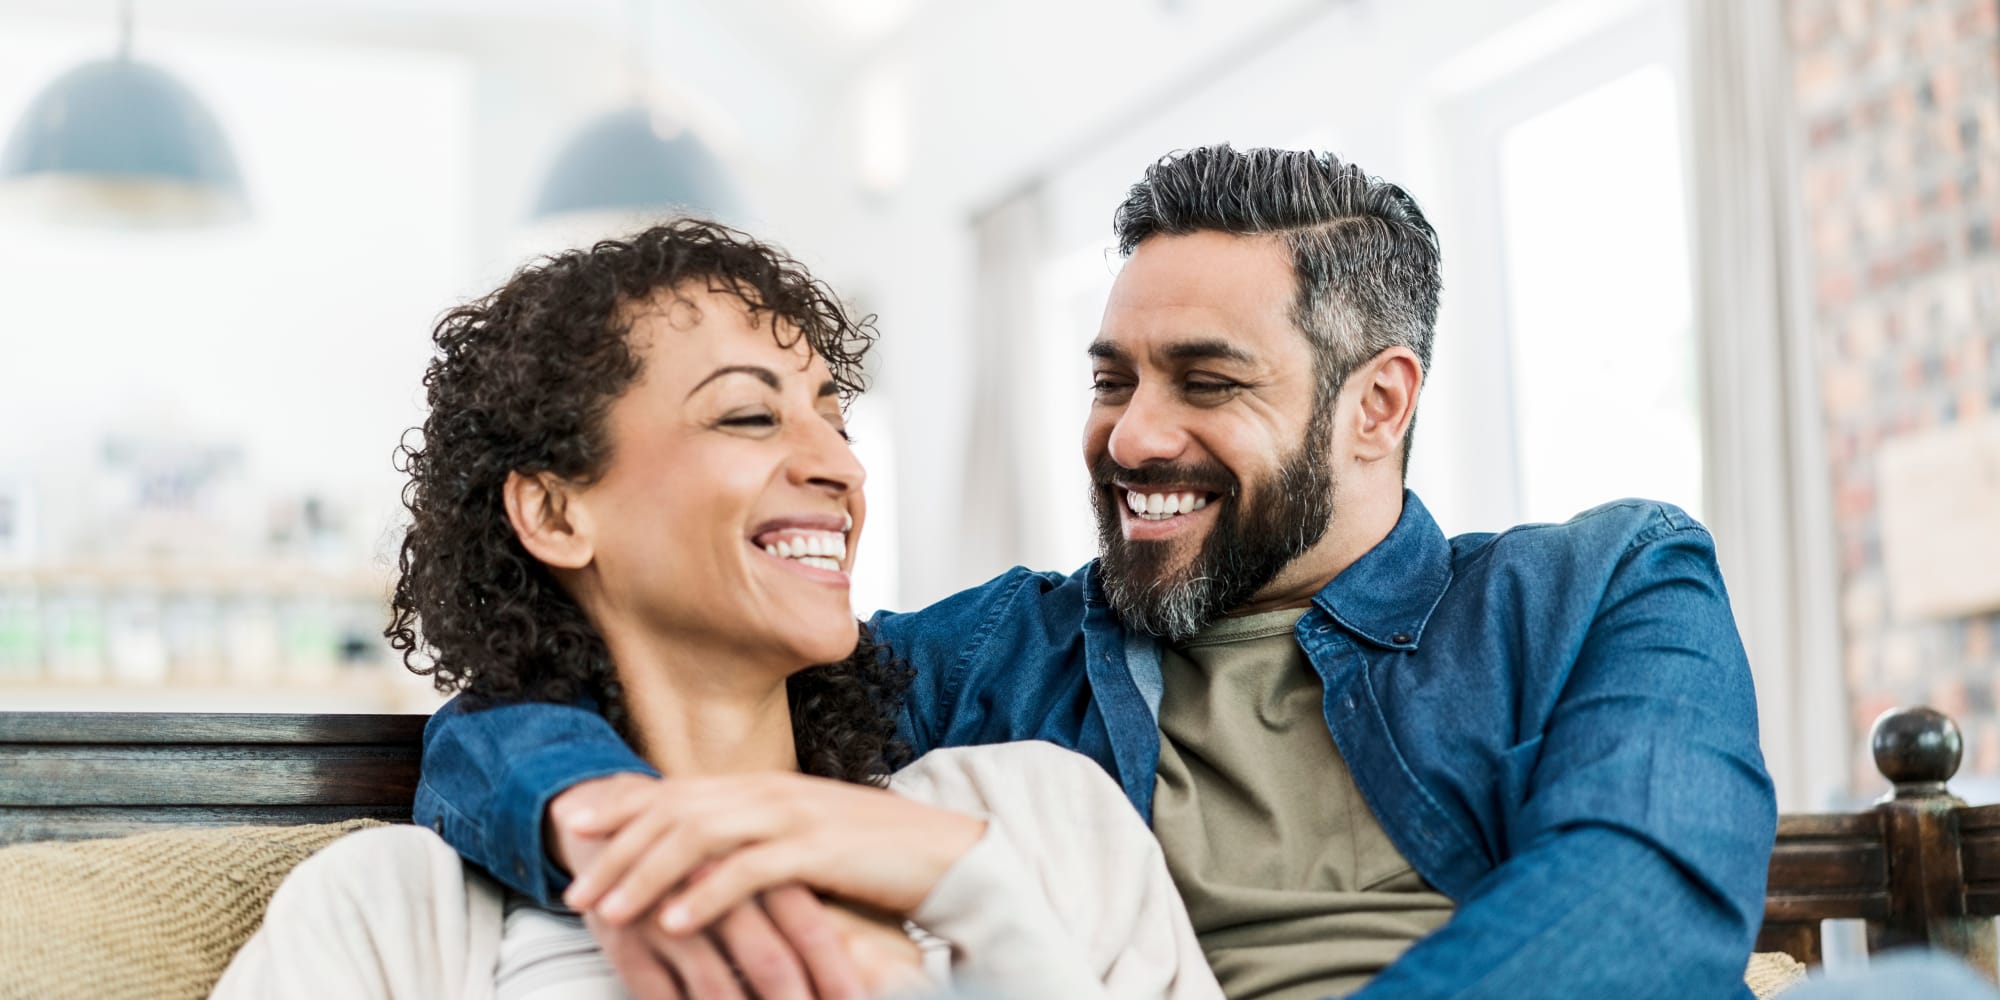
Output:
[1621, 505, 1710, 554]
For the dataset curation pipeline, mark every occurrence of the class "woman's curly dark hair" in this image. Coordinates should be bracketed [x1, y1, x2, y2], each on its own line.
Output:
[387, 219, 911, 785]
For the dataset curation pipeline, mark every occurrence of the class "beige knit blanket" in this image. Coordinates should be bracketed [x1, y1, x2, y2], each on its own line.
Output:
[0, 819, 381, 1000]
[0, 814, 1811, 1000]
[1748, 949, 1809, 998]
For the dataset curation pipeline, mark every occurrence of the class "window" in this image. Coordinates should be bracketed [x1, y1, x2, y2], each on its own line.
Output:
[1497, 64, 1701, 524]
[1426, 0, 1699, 531]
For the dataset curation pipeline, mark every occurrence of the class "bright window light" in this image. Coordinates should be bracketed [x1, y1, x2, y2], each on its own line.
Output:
[1497, 64, 1702, 523]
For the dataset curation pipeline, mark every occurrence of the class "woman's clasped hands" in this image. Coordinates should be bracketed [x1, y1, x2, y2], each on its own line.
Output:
[549, 770, 988, 999]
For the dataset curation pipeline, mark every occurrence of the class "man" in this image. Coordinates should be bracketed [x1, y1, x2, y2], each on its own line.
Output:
[416, 145, 1775, 998]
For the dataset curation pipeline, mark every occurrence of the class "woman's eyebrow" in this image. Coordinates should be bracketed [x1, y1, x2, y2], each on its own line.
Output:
[686, 365, 780, 399]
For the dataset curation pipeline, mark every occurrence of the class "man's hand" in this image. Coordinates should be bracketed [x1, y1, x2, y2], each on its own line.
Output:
[557, 771, 986, 937]
[550, 776, 870, 999]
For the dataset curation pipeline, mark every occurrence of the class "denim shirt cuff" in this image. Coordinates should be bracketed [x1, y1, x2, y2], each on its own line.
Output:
[493, 743, 659, 908]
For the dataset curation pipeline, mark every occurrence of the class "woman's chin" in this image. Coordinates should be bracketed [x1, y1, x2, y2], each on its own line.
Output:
[785, 616, 862, 668]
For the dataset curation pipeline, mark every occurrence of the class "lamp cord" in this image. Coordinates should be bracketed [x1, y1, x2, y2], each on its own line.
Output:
[116, 0, 134, 60]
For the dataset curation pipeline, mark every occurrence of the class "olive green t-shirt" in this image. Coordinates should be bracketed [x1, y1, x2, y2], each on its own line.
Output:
[1151, 607, 1454, 1000]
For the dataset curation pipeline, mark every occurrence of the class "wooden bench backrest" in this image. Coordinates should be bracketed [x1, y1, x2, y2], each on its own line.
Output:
[1759, 706, 1999, 979]
[2, 706, 1995, 979]
[0, 712, 423, 846]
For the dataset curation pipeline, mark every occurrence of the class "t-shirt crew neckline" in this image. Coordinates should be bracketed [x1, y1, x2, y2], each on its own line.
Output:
[1178, 606, 1310, 648]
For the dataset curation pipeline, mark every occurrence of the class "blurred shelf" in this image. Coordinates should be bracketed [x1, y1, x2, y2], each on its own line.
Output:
[0, 560, 391, 597]
[0, 672, 448, 714]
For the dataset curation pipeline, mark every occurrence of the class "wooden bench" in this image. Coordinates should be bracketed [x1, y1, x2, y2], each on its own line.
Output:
[2, 706, 1996, 977]
[0, 712, 423, 843]
[1759, 706, 1999, 977]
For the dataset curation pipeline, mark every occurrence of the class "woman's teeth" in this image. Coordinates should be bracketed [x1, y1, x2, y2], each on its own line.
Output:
[761, 530, 846, 571]
[1125, 490, 1209, 521]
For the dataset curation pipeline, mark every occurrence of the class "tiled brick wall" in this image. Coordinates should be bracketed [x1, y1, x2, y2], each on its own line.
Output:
[1786, 0, 2000, 792]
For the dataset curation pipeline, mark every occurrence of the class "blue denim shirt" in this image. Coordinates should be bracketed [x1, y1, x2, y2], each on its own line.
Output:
[418, 492, 1775, 999]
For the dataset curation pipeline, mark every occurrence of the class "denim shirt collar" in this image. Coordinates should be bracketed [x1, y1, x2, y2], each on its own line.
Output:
[1310, 490, 1453, 651]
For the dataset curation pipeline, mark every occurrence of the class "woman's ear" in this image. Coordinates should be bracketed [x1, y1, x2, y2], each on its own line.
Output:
[503, 470, 594, 570]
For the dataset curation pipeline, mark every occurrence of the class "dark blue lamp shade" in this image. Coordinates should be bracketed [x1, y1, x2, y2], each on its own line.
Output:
[532, 107, 739, 221]
[1, 57, 246, 223]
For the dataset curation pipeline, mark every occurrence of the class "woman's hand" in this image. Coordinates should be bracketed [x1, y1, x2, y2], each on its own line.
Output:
[558, 771, 986, 938]
[553, 775, 870, 1000]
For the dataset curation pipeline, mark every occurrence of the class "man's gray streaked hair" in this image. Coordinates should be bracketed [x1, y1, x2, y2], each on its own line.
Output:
[1111, 145, 1442, 474]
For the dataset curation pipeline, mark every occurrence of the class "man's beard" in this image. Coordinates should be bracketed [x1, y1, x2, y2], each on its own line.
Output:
[1091, 404, 1336, 641]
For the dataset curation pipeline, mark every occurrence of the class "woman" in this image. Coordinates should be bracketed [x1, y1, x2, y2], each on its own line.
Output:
[213, 221, 1220, 1000]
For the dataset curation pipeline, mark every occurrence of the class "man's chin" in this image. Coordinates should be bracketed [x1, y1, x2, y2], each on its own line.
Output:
[1106, 537, 1199, 580]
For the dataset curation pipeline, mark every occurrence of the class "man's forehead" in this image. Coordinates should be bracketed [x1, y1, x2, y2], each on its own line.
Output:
[1103, 237, 1295, 336]
[1113, 229, 1294, 292]
[1093, 290, 1303, 370]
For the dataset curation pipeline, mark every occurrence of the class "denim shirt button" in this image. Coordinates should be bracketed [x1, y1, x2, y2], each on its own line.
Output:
[431, 817, 443, 834]
[1391, 632, 1413, 645]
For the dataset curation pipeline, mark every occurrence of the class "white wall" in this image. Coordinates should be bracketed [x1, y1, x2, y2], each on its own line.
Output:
[0, 18, 473, 570]
[0, 0, 1711, 647]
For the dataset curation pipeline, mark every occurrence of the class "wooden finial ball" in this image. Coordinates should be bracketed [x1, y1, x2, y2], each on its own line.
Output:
[1871, 706, 1962, 786]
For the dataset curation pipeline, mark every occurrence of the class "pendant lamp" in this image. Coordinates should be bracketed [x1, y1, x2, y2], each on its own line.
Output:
[0, 2, 246, 227]
[531, 106, 739, 222]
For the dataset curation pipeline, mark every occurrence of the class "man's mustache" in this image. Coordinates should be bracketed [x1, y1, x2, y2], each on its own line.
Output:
[1089, 455, 1237, 496]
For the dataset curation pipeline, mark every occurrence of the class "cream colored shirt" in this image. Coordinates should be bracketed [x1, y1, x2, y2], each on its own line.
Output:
[1152, 607, 1455, 1000]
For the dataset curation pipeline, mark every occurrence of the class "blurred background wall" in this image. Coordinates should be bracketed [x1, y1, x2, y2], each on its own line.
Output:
[0, 0, 1992, 810]
[1783, 0, 2000, 791]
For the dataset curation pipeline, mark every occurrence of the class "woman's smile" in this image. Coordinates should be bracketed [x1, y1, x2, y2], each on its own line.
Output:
[751, 513, 854, 583]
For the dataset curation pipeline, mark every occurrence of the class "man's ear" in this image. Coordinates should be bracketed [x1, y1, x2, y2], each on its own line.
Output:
[1348, 347, 1423, 467]
[503, 470, 594, 570]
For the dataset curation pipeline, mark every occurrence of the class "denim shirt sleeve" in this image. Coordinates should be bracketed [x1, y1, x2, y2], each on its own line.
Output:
[1352, 515, 1776, 1000]
[414, 696, 658, 907]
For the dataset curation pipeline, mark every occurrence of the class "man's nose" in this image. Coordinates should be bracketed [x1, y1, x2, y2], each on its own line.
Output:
[1105, 386, 1189, 469]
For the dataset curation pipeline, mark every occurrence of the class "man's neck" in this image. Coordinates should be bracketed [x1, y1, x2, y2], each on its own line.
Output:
[1226, 483, 1404, 618]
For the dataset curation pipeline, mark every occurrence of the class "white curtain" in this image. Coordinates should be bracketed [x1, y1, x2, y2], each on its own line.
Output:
[957, 186, 1051, 583]
[1686, 0, 1846, 810]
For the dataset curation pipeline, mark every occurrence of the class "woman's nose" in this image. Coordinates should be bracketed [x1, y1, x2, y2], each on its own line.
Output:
[793, 417, 865, 495]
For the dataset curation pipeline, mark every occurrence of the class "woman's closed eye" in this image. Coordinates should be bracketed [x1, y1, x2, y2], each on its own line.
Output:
[717, 410, 778, 433]
[717, 408, 855, 444]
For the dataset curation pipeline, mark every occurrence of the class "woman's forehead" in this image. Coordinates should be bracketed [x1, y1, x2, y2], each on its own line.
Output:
[622, 285, 828, 387]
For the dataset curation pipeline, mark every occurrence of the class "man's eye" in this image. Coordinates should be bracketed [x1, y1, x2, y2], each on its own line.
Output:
[720, 413, 777, 429]
[1185, 380, 1238, 395]
[1091, 377, 1132, 395]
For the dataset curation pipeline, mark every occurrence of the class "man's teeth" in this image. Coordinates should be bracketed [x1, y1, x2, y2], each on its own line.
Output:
[1124, 491, 1210, 520]
[761, 530, 846, 570]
